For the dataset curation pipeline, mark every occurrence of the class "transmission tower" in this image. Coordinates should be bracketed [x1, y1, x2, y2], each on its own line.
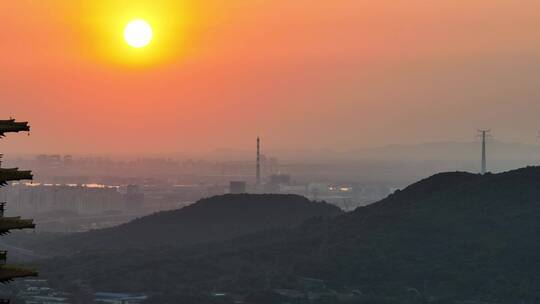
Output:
[477, 129, 491, 175]
[256, 136, 261, 187]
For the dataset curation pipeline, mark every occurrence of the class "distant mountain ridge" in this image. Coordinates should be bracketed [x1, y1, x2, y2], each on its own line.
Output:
[38, 167, 540, 303]
[37, 194, 342, 254]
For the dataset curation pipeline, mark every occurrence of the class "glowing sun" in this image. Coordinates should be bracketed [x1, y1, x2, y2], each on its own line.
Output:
[124, 19, 153, 48]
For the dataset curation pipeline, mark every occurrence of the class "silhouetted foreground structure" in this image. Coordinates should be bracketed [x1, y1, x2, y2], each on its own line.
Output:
[0, 119, 36, 302]
[0, 119, 29, 138]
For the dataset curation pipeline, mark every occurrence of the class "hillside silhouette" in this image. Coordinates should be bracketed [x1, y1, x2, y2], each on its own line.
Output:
[37, 194, 342, 254]
[39, 167, 540, 303]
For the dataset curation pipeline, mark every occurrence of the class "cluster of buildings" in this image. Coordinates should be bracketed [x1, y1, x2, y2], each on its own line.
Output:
[229, 138, 394, 210]
[0, 137, 399, 231]
[0, 183, 144, 216]
[0, 181, 146, 232]
[17, 154, 279, 183]
[230, 174, 392, 210]
[9, 279, 147, 304]
[10, 279, 69, 304]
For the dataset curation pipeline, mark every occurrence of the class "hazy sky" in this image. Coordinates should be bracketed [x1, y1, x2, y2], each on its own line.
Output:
[1, 0, 540, 154]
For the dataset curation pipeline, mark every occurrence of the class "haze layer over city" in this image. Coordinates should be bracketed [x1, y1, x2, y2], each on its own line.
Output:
[2, 1, 540, 304]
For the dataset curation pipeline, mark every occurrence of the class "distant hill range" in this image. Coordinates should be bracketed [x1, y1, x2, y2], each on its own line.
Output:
[37, 167, 540, 303]
[36, 194, 342, 254]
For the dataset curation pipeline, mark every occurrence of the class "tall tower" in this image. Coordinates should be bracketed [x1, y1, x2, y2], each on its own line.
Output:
[256, 136, 261, 187]
[0, 119, 37, 303]
[478, 129, 491, 175]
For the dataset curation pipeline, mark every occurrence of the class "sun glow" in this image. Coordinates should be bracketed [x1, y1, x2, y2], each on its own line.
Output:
[79, 1, 195, 67]
[124, 19, 153, 48]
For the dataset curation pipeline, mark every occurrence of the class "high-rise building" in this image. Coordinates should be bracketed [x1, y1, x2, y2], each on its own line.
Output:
[265, 174, 291, 192]
[270, 174, 291, 186]
[125, 184, 145, 210]
[0, 119, 37, 302]
[229, 181, 247, 194]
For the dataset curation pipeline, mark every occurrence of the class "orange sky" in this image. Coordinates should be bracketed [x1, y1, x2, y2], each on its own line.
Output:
[1, 0, 540, 155]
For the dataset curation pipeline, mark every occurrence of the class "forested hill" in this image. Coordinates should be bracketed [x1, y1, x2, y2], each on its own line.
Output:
[39, 194, 342, 254]
[40, 167, 540, 303]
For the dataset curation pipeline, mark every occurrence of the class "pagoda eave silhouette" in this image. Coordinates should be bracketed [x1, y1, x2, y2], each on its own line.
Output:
[0, 204, 35, 234]
[0, 119, 37, 303]
[0, 119, 30, 138]
[0, 168, 33, 186]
